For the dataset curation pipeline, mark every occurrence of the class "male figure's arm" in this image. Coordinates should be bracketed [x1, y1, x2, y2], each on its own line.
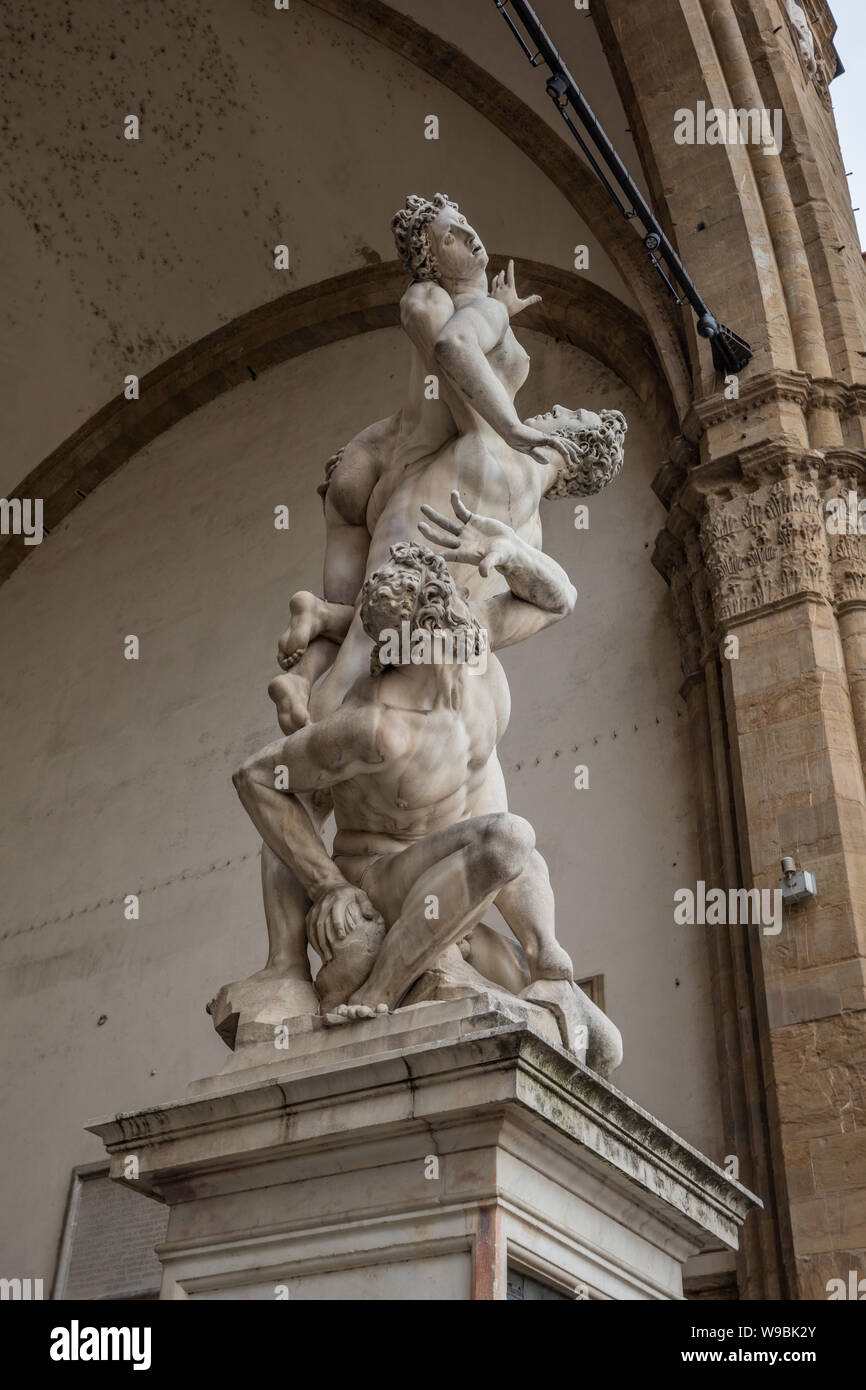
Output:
[234, 705, 408, 958]
[400, 280, 455, 364]
[279, 786, 380, 964]
[237, 710, 379, 883]
[418, 491, 576, 650]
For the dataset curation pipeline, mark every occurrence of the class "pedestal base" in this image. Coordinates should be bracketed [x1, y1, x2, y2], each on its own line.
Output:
[88, 997, 760, 1300]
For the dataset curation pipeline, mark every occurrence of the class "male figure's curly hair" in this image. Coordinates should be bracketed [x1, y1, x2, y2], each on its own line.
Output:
[391, 193, 458, 282]
[543, 409, 628, 499]
[360, 540, 486, 676]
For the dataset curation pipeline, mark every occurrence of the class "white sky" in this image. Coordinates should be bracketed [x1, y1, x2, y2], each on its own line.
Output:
[829, 0, 866, 248]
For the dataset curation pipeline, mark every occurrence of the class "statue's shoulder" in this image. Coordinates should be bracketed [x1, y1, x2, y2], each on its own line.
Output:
[400, 279, 453, 322]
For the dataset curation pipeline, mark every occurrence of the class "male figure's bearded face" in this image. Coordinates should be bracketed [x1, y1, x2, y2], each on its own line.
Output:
[524, 404, 602, 432]
[522, 404, 627, 499]
[360, 548, 480, 674]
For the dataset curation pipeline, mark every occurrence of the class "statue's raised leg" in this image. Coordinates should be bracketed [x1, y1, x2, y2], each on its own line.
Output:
[484, 850, 623, 1073]
[494, 849, 573, 981]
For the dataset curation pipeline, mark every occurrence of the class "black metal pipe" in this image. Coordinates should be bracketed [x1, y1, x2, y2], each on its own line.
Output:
[493, 0, 752, 372]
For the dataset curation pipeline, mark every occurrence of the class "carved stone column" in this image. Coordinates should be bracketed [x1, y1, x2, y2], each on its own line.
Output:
[596, 0, 866, 1298]
[662, 442, 866, 1299]
[826, 450, 866, 778]
[658, 520, 789, 1300]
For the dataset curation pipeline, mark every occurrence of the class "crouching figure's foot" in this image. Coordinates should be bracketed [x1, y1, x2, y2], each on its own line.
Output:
[323, 1002, 390, 1026]
[527, 940, 574, 981]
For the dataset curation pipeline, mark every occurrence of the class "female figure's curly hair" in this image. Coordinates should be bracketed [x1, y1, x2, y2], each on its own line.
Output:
[391, 193, 458, 282]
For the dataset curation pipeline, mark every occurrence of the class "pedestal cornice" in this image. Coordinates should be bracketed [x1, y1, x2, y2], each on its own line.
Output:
[87, 1004, 760, 1261]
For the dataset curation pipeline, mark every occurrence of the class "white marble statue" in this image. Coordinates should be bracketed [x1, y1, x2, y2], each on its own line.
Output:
[216, 195, 626, 1072]
[234, 495, 622, 1071]
[784, 1, 818, 79]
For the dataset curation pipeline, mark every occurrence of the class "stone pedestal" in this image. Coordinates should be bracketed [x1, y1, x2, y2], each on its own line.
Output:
[88, 996, 760, 1300]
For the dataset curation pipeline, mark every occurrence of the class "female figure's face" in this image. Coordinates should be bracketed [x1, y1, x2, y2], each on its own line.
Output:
[429, 208, 488, 283]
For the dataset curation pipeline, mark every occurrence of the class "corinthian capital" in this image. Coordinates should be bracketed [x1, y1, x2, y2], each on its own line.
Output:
[699, 451, 831, 627]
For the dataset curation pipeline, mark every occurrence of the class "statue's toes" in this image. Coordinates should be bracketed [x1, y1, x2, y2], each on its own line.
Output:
[323, 1002, 389, 1024]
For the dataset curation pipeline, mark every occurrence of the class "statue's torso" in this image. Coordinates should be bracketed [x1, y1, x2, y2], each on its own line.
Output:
[314, 306, 545, 718]
[329, 656, 510, 848]
[367, 433, 544, 578]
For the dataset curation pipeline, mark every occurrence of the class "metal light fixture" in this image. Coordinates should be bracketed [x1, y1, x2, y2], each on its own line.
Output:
[493, 0, 754, 374]
[778, 856, 817, 906]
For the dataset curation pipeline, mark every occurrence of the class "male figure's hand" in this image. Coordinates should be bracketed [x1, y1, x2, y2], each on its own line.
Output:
[306, 884, 384, 962]
[489, 259, 541, 319]
[418, 490, 516, 578]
